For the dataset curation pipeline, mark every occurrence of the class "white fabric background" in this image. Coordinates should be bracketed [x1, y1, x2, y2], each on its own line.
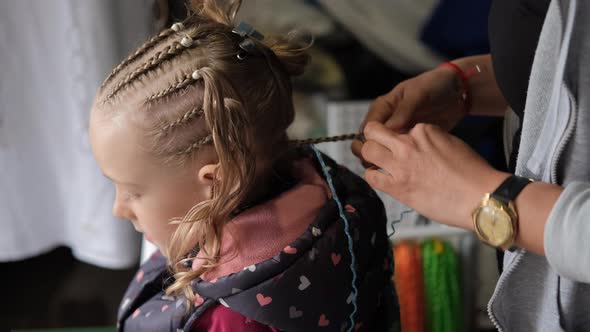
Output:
[0, 0, 154, 268]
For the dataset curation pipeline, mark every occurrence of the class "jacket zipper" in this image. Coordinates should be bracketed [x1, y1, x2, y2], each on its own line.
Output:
[550, 88, 577, 184]
[487, 249, 526, 332]
[488, 82, 576, 332]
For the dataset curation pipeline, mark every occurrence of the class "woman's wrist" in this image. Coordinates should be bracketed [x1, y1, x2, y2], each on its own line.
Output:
[438, 61, 477, 115]
[445, 55, 509, 117]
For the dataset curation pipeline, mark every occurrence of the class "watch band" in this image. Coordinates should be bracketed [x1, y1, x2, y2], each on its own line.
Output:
[492, 175, 533, 205]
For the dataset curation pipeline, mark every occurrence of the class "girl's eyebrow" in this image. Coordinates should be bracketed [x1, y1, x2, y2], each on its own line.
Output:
[102, 172, 140, 187]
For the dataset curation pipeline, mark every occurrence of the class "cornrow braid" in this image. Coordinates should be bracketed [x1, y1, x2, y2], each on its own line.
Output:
[104, 29, 200, 101]
[290, 133, 363, 147]
[176, 133, 362, 157]
[160, 106, 204, 134]
[178, 133, 363, 156]
[177, 135, 213, 155]
[147, 69, 204, 102]
[100, 24, 184, 89]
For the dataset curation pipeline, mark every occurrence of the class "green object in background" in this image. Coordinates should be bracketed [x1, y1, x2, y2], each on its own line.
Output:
[12, 327, 116, 332]
[422, 239, 462, 332]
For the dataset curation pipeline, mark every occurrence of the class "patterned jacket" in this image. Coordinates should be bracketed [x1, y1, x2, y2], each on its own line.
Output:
[117, 149, 400, 331]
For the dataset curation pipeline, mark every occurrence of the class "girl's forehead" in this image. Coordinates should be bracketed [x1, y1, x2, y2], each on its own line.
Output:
[91, 113, 152, 170]
[90, 110, 206, 182]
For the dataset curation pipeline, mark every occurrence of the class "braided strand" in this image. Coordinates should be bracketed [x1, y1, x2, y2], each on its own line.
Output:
[178, 135, 213, 155]
[290, 133, 362, 146]
[101, 27, 181, 89]
[105, 30, 199, 101]
[147, 71, 201, 102]
[177, 132, 362, 157]
[161, 106, 204, 133]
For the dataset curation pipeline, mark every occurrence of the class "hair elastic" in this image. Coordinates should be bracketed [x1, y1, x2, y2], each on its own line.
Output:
[171, 22, 185, 32]
[181, 35, 194, 48]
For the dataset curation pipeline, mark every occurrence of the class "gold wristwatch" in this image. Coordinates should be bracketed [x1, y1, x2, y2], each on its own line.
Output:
[472, 175, 533, 250]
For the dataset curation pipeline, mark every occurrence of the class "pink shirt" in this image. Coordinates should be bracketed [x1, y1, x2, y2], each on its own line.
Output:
[191, 305, 279, 332]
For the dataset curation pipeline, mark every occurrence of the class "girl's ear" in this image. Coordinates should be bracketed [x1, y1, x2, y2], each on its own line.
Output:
[197, 163, 219, 198]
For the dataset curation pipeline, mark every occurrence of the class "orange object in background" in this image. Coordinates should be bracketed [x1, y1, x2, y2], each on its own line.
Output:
[393, 242, 426, 332]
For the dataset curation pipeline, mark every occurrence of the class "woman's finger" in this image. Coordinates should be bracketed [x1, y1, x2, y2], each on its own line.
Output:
[383, 87, 421, 131]
[365, 90, 400, 126]
[364, 121, 403, 149]
[360, 140, 392, 171]
[364, 167, 396, 197]
[351, 138, 364, 160]
[351, 139, 376, 168]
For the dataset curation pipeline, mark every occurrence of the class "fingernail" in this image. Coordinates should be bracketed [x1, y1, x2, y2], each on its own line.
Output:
[378, 168, 390, 175]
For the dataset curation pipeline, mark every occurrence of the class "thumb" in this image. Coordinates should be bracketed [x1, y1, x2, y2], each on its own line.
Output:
[384, 88, 421, 131]
[363, 88, 401, 131]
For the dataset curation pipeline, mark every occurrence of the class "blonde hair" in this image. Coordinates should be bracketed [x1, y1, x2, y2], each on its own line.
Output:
[94, 0, 313, 304]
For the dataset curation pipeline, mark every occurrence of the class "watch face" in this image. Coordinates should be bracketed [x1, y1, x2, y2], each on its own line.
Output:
[475, 205, 513, 247]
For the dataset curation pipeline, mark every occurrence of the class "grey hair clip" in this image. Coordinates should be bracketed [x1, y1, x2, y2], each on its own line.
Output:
[232, 21, 264, 40]
[231, 21, 264, 60]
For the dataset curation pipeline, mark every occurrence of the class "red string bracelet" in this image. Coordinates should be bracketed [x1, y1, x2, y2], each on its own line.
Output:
[438, 62, 480, 115]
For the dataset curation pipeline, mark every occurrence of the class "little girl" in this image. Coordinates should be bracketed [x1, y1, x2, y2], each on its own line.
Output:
[89, 1, 398, 331]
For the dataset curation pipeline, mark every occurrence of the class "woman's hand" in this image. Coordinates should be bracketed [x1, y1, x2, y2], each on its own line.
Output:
[361, 121, 509, 229]
[352, 66, 467, 164]
[352, 54, 508, 166]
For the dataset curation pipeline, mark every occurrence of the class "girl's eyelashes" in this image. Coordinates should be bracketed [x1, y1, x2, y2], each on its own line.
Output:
[125, 191, 141, 200]
[116, 186, 141, 201]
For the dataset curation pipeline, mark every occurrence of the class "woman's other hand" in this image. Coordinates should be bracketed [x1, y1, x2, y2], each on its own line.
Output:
[352, 66, 466, 164]
[361, 121, 508, 229]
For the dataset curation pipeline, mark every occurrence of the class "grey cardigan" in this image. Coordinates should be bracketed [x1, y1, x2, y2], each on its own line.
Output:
[491, 0, 590, 330]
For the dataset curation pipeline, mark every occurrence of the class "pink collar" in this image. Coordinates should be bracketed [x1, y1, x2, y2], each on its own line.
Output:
[193, 159, 330, 280]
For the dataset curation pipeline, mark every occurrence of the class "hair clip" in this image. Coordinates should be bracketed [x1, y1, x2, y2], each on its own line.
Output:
[238, 39, 257, 57]
[171, 22, 184, 32]
[232, 21, 264, 61]
[236, 50, 247, 61]
[231, 21, 264, 41]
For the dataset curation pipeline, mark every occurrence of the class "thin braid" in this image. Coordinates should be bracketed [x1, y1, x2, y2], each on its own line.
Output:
[101, 27, 180, 89]
[290, 133, 362, 146]
[178, 135, 213, 155]
[147, 71, 200, 102]
[105, 30, 199, 101]
[161, 106, 204, 133]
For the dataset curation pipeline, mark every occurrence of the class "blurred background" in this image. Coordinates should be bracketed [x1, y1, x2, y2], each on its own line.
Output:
[0, 0, 503, 331]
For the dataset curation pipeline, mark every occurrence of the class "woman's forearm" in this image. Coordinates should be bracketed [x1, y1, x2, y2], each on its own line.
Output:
[509, 179, 562, 255]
